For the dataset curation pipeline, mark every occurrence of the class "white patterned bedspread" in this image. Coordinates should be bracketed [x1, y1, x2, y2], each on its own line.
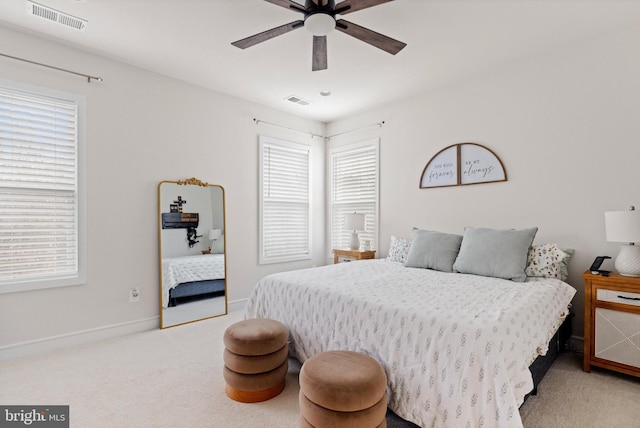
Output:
[161, 254, 225, 306]
[245, 259, 575, 428]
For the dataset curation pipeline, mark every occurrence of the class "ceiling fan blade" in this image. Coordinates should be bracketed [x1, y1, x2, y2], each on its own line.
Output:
[264, 0, 306, 13]
[231, 20, 304, 49]
[335, 19, 406, 54]
[335, 0, 394, 15]
[312, 35, 328, 71]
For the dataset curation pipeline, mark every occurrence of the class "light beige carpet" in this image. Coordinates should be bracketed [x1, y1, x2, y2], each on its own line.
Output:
[2, 310, 639, 427]
[520, 350, 640, 427]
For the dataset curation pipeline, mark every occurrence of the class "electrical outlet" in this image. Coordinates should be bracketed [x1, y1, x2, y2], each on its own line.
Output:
[129, 287, 140, 302]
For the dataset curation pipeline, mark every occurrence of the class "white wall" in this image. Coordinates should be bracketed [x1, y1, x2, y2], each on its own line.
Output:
[2, 19, 640, 358]
[0, 25, 326, 356]
[326, 23, 640, 342]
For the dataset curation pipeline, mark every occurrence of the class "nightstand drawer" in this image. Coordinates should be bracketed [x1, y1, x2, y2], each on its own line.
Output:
[597, 289, 640, 307]
[333, 249, 376, 264]
[595, 308, 640, 367]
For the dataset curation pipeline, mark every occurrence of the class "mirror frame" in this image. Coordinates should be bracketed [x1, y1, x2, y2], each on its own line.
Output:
[158, 177, 228, 328]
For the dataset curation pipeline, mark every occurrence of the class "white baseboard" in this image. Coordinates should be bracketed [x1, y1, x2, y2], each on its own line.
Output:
[1, 298, 248, 362]
[227, 298, 246, 313]
[569, 335, 584, 355]
[0, 316, 159, 362]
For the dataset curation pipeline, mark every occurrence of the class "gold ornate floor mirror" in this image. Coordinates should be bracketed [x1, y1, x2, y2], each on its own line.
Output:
[158, 178, 227, 328]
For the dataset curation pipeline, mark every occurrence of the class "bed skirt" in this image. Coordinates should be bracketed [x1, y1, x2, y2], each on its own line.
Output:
[168, 279, 225, 307]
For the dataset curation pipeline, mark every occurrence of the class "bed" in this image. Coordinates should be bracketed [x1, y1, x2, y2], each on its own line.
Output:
[161, 254, 225, 308]
[245, 228, 576, 428]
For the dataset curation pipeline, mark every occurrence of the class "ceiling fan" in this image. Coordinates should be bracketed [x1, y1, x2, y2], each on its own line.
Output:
[231, 0, 407, 71]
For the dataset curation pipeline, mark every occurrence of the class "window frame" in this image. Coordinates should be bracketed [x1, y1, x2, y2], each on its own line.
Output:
[258, 135, 311, 265]
[329, 139, 380, 253]
[0, 78, 86, 294]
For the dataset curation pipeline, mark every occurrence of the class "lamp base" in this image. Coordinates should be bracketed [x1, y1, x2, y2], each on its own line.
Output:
[349, 231, 360, 250]
[615, 244, 640, 277]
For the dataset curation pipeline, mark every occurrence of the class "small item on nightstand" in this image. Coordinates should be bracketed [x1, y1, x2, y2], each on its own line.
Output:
[589, 256, 611, 273]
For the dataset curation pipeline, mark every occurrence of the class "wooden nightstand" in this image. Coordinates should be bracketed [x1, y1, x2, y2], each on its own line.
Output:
[333, 249, 376, 264]
[583, 271, 640, 377]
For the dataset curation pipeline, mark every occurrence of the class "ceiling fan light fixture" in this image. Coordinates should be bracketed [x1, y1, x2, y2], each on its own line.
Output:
[232, 0, 407, 71]
[305, 13, 336, 36]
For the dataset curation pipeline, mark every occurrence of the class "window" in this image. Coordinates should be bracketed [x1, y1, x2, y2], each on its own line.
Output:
[0, 80, 85, 293]
[259, 135, 310, 264]
[330, 139, 379, 251]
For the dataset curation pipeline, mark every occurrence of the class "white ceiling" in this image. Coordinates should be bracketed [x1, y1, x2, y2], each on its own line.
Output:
[1, 0, 640, 122]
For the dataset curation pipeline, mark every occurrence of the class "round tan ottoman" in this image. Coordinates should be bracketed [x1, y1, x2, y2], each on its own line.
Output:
[299, 350, 388, 428]
[223, 318, 288, 403]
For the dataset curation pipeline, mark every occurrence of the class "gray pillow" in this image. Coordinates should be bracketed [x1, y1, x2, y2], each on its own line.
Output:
[452, 227, 538, 282]
[404, 230, 463, 272]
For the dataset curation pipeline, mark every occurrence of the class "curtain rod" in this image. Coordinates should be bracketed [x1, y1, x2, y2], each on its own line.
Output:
[0, 53, 103, 83]
[253, 118, 324, 139]
[253, 118, 384, 140]
[326, 121, 384, 140]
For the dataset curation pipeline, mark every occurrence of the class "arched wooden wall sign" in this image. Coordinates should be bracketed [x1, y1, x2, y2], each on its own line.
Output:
[419, 143, 507, 188]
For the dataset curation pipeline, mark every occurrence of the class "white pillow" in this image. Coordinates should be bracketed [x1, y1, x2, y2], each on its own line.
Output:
[525, 244, 574, 281]
[386, 236, 412, 263]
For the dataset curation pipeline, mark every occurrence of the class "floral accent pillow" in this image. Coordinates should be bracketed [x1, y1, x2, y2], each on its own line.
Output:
[386, 236, 412, 264]
[525, 243, 574, 281]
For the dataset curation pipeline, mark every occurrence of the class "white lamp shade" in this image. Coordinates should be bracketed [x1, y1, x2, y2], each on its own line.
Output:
[209, 228, 222, 240]
[605, 210, 640, 243]
[305, 13, 336, 36]
[344, 213, 365, 231]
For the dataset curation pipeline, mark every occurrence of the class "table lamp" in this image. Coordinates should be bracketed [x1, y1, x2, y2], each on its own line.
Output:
[208, 228, 222, 253]
[344, 213, 365, 250]
[605, 206, 640, 276]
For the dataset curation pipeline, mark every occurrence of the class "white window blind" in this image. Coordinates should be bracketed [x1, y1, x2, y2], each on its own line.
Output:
[0, 84, 80, 288]
[259, 136, 310, 264]
[330, 139, 379, 251]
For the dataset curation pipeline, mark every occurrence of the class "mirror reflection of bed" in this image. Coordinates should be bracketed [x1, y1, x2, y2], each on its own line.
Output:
[158, 178, 227, 328]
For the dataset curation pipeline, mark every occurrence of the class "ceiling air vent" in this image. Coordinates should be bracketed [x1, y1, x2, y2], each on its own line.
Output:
[285, 95, 311, 106]
[27, 1, 87, 31]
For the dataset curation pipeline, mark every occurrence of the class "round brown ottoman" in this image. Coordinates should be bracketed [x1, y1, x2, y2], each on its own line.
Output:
[299, 350, 388, 428]
[299, 416, 386, 428]
[223, 318, 288, 403]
